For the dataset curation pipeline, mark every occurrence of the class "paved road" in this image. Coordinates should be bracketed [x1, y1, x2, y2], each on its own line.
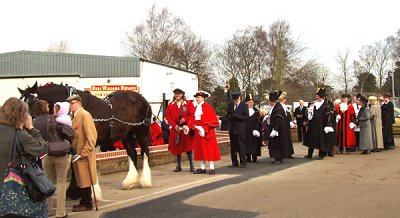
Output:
[65, 139, 400, 218]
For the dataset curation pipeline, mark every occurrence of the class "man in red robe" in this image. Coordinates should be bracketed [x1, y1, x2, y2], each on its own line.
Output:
[187, 91, 221, 175]
[335, 94, 357, 152]
[166, 88, 195, 172]
[149, 117, 165, 146]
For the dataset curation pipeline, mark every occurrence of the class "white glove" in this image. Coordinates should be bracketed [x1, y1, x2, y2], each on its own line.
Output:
[182, 125, 189, 135]
[336, 115, 341, 123]
[349, 122, 356, 129]
[270, 129, 279, 138]
[324, 127, 335, 133]
[290, 121, 296, 129]
[252, 130, 260, 137]
[195, 125, 205, 137]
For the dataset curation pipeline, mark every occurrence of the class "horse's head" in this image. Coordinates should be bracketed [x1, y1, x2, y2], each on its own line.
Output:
[18, 81, 38, 100]
[18, 82, 41, 117]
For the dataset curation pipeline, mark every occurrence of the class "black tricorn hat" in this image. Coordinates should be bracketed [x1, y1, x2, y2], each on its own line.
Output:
[173, 88, 185, 94]
[316, 87, 326, 97]
[244, 93, 255, 102]
[194, 90, 210, 98]
[341, 93, 351, 99]
[357, 94, 368, 105]
[230, 91, 241, 100]
[269, 90, 282, 102]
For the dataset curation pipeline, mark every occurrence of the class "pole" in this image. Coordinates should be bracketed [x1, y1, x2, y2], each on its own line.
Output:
[392, 70, 395, 99]
[161, 93, 167, 119]
[86, 159, 98, 211]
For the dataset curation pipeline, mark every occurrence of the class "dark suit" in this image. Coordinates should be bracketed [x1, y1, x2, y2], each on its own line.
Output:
[226, 101, 249, 166]
[293, 105, 307, 142]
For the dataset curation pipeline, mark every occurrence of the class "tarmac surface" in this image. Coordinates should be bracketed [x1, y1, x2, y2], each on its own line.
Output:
[61, 138, 400, 218]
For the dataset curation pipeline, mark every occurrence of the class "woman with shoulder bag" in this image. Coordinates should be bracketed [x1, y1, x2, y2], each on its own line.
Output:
[0, 97, 48, 217]
[33, 100, 73, 218]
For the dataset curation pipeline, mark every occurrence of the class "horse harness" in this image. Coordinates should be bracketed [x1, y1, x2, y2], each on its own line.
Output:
[91, 96, 148, 128]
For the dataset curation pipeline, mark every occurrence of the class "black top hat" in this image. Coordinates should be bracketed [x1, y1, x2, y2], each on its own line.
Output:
[341, 93, 351, 99]
[173, 88, 185, 94]
[316, 87, 326, 97]
[194, 91, 210, 98]
[269, 90, 282, 102]
[230, 91, 241, 100]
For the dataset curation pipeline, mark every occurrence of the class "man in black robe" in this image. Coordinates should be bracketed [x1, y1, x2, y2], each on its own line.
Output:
[226, 92, 249, 168]
[244, 94, 262, 162]
[381, 93, 395, 149]
[304, 88, 333, 160]
[294, 100, 307, 142]
[268, 90, 291, 164]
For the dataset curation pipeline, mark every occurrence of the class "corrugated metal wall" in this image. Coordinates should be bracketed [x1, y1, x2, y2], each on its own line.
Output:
[0, 51, 140, 78]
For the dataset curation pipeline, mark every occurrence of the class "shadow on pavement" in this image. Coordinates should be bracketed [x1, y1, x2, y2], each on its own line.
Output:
[101, 156, 313, 218]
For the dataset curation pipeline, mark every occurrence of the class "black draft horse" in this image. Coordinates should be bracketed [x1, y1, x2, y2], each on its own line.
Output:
[19, 82, 153, 190]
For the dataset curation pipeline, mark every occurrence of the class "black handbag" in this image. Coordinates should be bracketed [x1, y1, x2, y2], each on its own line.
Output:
[16, 134, 56, 202]
[47, 117, 71, 156]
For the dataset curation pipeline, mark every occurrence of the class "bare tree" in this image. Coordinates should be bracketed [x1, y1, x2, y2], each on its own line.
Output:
[123, 5, 213, 90]
[373, 41, 391, 90]
[46, 40, 71, 53]
[335, 49, 352, 93]
[265, 20, 304, 90]
[387, 29, 400, 61]
[214, 26, 267, 93]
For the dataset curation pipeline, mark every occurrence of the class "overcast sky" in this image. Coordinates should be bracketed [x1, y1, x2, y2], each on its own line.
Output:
[0, 0, 398, 74]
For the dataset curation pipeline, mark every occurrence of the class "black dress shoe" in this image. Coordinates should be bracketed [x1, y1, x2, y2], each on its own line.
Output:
[229, 163, 239, 168]
[304, 155, 312, 159]
[72, 204, 93, 212]
[317, 156, 325, 160]
[208, 169, 216, 175]
[271, 160, 282, 165]
[189, 166, 195, 172]
[173, 166, 182, 172]
[193, 169, 207, 174]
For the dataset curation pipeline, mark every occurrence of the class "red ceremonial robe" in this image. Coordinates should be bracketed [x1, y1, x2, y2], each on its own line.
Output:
[335, 103, 356, 149]
[166, 100, 195, 155]
[189, 102, 221, 161]
[150, 122, 165, 146]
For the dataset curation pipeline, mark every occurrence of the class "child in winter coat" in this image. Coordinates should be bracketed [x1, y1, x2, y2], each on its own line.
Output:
[54, 102, 80, 162]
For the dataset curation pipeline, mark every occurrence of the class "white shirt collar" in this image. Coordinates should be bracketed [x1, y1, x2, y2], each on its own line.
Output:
[314, 100, 324, 110]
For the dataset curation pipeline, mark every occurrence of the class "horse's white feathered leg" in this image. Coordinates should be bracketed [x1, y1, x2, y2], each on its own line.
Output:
[122, 159, 139, 190]
[139, 153, 152, 188]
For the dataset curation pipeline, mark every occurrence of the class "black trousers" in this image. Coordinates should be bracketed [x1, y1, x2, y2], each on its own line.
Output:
[307, 147, 326, 157]
[229, 133, 246, 166]
[79, 187, 93, 206]
[297, 125, 306, 142]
